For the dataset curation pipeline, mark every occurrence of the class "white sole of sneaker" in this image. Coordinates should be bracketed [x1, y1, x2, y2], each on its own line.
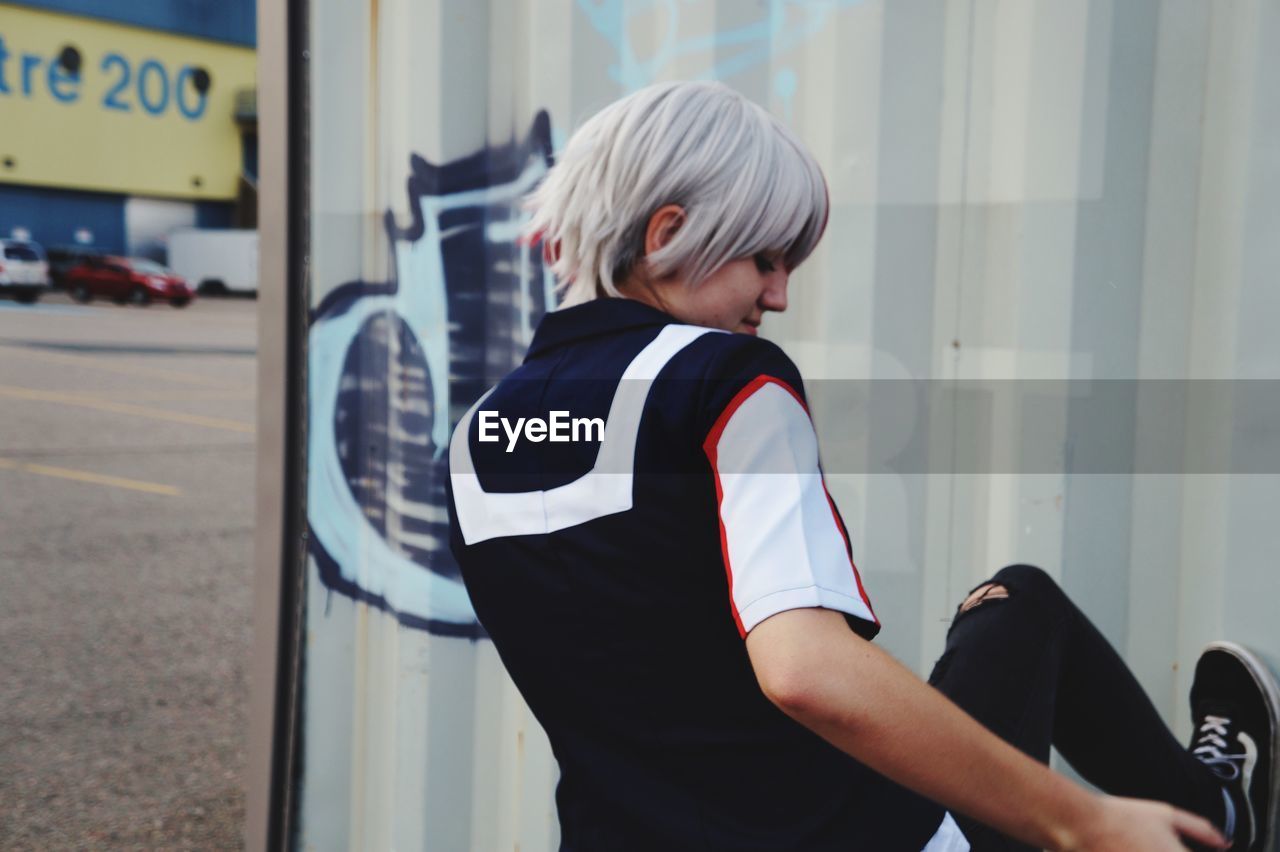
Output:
[1207, 640, 1280, 852]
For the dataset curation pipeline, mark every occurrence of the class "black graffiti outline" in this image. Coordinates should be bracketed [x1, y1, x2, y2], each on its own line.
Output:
[308, 111, 555, 637]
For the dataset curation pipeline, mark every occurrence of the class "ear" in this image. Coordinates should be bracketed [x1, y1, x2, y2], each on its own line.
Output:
[644, 204, 686, 256]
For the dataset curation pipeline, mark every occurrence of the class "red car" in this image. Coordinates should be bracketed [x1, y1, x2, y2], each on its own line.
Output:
[65, 256, 195, 308]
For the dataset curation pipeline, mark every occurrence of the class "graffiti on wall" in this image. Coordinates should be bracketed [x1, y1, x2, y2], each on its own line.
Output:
[577, 0, 865, 113]
[307, 113, 557, 637]
[304, 3, 868, 638]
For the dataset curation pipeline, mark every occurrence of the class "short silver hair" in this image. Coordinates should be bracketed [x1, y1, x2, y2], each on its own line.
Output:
[523, 81, 829, 307]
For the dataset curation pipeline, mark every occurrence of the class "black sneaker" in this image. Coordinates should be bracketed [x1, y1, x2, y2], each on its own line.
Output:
[1189, 641, 1280, 852]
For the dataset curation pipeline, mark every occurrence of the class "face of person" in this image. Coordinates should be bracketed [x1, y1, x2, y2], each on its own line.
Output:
[630, 251, 790, 336]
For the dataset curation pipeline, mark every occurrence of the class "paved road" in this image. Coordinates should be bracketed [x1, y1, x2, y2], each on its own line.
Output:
[0, 292, 257, 849]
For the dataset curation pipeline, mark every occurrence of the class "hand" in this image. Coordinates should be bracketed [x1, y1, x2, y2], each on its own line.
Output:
[1062, 796, 1229, 851]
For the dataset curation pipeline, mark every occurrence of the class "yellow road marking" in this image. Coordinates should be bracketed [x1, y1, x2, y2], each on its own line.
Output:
[0, 458, 181, 496]
[18, 389, 256, 402]
[0, 344, 246, 390]
[0, 385, 255, 433]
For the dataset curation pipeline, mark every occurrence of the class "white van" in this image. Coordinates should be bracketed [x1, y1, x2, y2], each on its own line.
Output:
[0, 239, 51, 304]
[167, 229, 259, 295]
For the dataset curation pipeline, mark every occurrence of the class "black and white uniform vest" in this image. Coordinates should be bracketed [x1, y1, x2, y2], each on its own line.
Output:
[448, 298, 967, 851]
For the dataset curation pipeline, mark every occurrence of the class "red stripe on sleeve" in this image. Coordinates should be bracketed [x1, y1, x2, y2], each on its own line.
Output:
[821, 484, 879, 626]
[702, 378, 783, 637]
[702, 374, 878, 636]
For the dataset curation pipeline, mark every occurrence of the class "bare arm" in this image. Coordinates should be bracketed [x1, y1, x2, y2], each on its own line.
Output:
[746, 608, 1226, 851]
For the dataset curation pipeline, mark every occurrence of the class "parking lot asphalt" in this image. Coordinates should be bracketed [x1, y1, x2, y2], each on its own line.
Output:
[0, 291, 257, 849]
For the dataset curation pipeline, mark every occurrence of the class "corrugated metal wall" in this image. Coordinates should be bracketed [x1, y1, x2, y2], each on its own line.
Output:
[297, 1, 1280, 848]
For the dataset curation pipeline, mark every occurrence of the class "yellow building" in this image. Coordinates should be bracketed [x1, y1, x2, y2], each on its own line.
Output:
[0, 1, 256, 259]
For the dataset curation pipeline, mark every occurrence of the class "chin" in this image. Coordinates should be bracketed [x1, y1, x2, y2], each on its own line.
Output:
[739, 324, 759, 336]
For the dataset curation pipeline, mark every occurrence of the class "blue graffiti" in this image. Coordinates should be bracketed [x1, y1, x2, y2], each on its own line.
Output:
[576, 0, 864, 116]
[307, 113, 557, 636]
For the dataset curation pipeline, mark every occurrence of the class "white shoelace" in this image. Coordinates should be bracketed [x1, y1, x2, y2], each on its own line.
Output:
[1194, 714, 1249, 781]
[1194, 715, 1249, 842]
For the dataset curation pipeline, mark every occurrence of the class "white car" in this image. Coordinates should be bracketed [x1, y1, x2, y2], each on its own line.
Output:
[0, 239, 51, 304]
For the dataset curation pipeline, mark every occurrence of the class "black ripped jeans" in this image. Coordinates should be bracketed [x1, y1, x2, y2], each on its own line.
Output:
[925, 564, 1226, 851]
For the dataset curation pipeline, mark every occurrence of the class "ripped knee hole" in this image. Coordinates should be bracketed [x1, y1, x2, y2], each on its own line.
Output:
[959, 583, 1009, 614]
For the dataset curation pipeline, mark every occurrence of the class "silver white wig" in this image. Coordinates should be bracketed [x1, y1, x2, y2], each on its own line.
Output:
[522, 81, 829, 307]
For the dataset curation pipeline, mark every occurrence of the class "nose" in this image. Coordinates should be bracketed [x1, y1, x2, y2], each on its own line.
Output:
[760, 273, 788, 313]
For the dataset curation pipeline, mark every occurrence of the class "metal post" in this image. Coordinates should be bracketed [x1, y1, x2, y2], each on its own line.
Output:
[246, 0, 307, 847]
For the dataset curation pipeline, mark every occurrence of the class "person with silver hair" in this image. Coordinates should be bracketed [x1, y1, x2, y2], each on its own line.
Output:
[523, 80, 828, 308]
[449, 80, 1278, 851]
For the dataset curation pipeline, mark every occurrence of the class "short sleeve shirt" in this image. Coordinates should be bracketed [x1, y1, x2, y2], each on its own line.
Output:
[448, 298, 959, 851]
